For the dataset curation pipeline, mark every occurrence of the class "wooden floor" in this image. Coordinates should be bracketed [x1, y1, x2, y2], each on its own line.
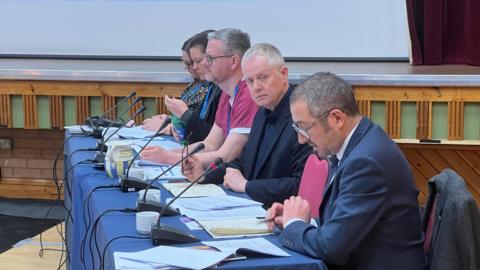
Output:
[0, 223, 66, 270]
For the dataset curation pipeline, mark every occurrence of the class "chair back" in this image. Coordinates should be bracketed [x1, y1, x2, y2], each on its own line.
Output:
[298, 154, 329, 218]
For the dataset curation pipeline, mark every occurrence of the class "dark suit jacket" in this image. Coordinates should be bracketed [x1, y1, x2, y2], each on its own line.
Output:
[423, 169, 480, 270]
[279, 117, 427, 270]
[204, 86, 311, 207]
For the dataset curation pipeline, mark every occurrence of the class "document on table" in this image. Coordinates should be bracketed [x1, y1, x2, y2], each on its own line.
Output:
[181, 205, 266, 221]
[203, 237, 291, 257]
[64, 125, 92, 134]
[114, 245, 232, 270]
[197, 216, 272, 239]
[118, 126, 156, 139]
[168, 194, 263, 211]
[162, 182, 226, 198]
[131, 139, 182, 152]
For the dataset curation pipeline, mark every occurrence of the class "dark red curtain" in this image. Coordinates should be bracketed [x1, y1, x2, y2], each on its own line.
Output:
[406, 0, 480, 65]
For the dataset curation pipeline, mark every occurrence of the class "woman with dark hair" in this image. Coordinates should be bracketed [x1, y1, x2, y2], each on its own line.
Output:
[143, 30, 221, 144]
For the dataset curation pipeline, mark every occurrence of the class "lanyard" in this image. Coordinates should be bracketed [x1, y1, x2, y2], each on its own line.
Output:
[199, 84, 213, 119]
[226, 83, 240, 135]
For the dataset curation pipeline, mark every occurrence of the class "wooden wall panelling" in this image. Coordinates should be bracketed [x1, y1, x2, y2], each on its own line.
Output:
[49, 95, 64, 129]
[102, 95, 116, 120]
[129, 97, 144, 124]
[357, 100, 371, 118]
[0, 94, 11, 127]
[23, 94, 38, 129]
[448, 101, 464, 140]
[386, 101, 401, 138]
[75, 96, 89, 124]
[416, 101, 432, 139]
[155, 97, 168, 115]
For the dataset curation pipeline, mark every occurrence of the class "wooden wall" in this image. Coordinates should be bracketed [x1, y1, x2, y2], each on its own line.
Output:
[0, 80, 479, 205]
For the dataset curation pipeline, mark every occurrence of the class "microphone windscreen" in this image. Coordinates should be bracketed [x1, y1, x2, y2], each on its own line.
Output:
[128, 91, 137, 98]
[190, 143, 205, 155]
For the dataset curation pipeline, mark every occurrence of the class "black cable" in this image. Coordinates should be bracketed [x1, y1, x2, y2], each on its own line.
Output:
[100, 235, 149, 270]
[39, 133, 87, 259]
[88, 208, 136, 270]
[80, 185, 121, 268]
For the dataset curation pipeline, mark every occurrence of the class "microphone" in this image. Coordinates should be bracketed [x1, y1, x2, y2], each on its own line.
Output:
[85, 91, 136, 128]
[150, 158, 224, 245]
[92, 105, 145, 167]
[133, 143, 206, 215]
[120, 117, 172, 183]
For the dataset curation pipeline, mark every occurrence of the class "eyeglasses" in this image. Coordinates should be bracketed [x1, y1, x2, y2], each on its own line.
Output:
[205, 54, 233, 66]
[292, 108, 336, 141]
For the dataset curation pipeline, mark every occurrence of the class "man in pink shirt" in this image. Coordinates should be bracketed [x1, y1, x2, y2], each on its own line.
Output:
[141, 28, 258, 168]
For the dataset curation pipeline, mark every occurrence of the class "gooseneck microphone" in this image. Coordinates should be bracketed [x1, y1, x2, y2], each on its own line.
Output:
[124, 117, 172, 179]
[92, 105, 145, 167]
[85, 91, 136, 128]
[150, 158, 224, 245]
[133, 143, 206, 215]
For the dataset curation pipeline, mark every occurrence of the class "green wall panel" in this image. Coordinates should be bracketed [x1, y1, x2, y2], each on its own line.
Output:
[464, 103, 480, 140]
[11, 95, 23, 128]
[432, 102, 448, 139]
[400, 102, 416, 138]
[89, 96, 102, 116]
[116, 97, 130, 122]
[371, 101, 386, 130]
[143, 98, 156, 119]
[64, 97, 76, 126]
[37, 96, 51, 128]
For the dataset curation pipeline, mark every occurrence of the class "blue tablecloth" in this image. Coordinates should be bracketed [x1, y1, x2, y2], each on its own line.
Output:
[64, 133, 327, 270]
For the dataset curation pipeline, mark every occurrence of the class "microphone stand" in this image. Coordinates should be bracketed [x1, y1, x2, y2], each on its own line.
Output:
[93, 105, 145, 169]
[85, 90, 136, 128]
[150, 158, 223, 245]
[134, 143, 206, 216]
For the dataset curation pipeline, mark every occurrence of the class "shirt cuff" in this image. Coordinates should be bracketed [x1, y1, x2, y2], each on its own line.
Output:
[180, 109, 193, 124]
[284, 218, 318, 228]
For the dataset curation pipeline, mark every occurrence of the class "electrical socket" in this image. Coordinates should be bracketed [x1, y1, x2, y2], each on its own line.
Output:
[0, 138, 12, 150]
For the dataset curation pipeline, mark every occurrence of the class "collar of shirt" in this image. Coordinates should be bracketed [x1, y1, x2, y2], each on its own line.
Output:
[335, 120, 361, 165]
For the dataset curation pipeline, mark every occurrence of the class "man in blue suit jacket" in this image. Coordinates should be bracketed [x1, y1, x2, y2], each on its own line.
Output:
[183, 43, 310, 208]
[266, 72, 427, 270]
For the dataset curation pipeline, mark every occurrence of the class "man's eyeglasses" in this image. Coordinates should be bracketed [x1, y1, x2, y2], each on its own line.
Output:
[291, 108, 336, 141]
[205, 54, 233, 66]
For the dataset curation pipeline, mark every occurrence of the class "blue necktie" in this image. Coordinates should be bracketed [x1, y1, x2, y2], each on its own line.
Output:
[327, 155, 339, 183]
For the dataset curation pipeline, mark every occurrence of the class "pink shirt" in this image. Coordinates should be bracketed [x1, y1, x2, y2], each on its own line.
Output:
[215, 80, 258, 138]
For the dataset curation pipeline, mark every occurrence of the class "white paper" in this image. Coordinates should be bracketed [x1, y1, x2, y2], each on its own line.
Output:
[181, 205, 266, 221]
[197, 217, 272, 238]
[229, 127, 251, 134]
[64, 125, 92, 134]
[118, 126, 156, 139]
[203, 237, 290, 257]
[131, 139, 182, 153]
[114, 245, 232, 270]
[169, 195, 263, 211]
[162, 183, 226, 198]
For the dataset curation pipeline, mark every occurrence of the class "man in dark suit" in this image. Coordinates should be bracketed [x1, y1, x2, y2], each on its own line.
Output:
[183, 43, 311, 208]
[266, 73, 427, 270]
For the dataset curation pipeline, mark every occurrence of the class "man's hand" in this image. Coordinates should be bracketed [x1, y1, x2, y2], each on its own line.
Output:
[223, 168, 247, 192]
[282, 196, 311, 226]
[265, 202, 285, 231]
[140, 146, 170, 163]
[165, 95, 189, 118]
[142, 114, 169, 132]
[182, 155, 204, 182]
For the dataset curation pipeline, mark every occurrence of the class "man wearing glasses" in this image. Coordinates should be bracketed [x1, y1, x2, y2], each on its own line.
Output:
[141, 28, 258, 168]
[183, 43, 311, 208]
[266, 73, 426, 270]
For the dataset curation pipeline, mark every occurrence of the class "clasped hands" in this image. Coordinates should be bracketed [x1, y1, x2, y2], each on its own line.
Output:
[264, 197, 311, 231]
[182, 156, 247, 192]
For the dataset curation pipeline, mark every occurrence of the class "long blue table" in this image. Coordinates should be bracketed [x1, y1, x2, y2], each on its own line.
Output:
[64, 133, 327, 270]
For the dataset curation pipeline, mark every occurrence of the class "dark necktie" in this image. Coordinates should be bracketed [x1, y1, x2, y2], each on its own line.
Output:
[327, 155, 339, 183]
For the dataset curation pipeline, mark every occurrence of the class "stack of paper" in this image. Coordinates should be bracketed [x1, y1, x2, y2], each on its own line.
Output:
[114, 245, 231, 270]
[169, 194, 263, 211]
[162, 182, 226, 198]
[202, 237, 290, 257]
[198, 217, 271, 238]
[118, 126, 156, 139]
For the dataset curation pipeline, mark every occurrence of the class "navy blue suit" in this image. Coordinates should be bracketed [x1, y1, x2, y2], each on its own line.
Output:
[279, 117, 427, 270]
[204, 86, 311, 207]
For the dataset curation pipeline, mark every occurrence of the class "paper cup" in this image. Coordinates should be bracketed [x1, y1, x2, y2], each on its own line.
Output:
[136, 211, 159, 235]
